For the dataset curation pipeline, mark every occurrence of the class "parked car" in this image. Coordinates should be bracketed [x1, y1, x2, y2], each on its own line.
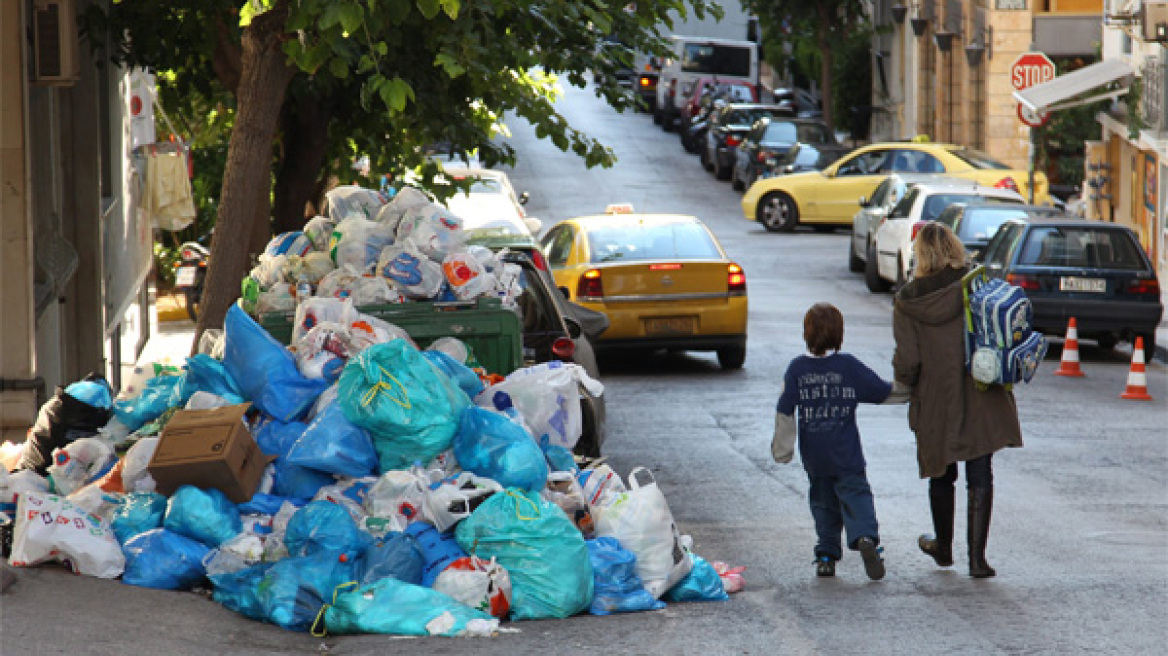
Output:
[847, 174, 966, 273]
[541, 206, 748, 369]
[741, 141, 1050, 232]
[934, 202, 1063, 262]
[435, 167, 547, 264]
[731, 117, 841, 191]
[867, 180, 1024, 292]
[700, 104, 795, 178]
[980, 217, 1162, 360]
[506, 251, 608, 456]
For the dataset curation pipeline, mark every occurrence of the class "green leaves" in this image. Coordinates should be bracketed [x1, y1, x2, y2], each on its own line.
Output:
[434, 53, 466, 78]
[377, 76, 416, 113]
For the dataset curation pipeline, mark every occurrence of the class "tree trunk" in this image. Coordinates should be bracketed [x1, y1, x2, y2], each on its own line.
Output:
[272, 91, 334, 234]
[817, 37, 834, 134]
[193, 2, 296, 350]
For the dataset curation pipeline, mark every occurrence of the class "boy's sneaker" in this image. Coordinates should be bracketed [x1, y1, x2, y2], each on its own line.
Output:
[815, 555, 836, 577]
[857, 537, 885, 581]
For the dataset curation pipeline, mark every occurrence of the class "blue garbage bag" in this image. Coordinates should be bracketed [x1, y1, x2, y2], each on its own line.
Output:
[662, 552, 728, 602]
[422, 351, 484, 400]
[254, 419, 307, 457]
[122, 528, 211, 590]
[284, 501, 371, 558]
[180, 354, 245, 405]
[541, 440, 578, 473]
[223, 304, 329, 422]
[112, 374, 183, 431]
[111, 492, 168, 544]
[320, 577, 493, 637]
[404, 522, 467, 587]
[338, 340, 469, 472]
[164, 485, 242, 547]
[360, 531, 425, 586]
[237, 493, 303, 517]
[453, 407, 548, 491]
[455, 489, 593, 620]
[272, 457, 334, 500]
[258, 550, 361, 632]
[65, 379, 112, 409]
[285, 401, 378, 478]
[586, 537, 666, 615]
[210, 561, 273, 622]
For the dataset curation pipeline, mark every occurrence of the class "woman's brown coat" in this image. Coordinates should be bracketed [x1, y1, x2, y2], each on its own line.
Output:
[892, 266, 1023, 479]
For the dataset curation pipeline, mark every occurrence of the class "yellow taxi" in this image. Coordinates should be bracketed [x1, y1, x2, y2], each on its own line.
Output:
[540, 206, 748, 369]
[741, 142, 1049, 232]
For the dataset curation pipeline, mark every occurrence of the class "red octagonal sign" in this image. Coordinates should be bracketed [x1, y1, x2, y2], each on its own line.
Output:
[1011, 52, 1055, 91]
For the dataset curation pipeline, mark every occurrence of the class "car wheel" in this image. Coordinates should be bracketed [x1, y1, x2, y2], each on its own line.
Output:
[652, 106, 663, 125]
[759, 193, 798, 232]
[662, 110, 674, 132]
[731, 165, 745, 191]
[717, 345, 746, 370]
[865, 242, 891, 293]
[714, 155, 731, 181]
[1139, 332, 1157, 362]
[848, 239, 864, 273]
[1096, 334, 1118, 350]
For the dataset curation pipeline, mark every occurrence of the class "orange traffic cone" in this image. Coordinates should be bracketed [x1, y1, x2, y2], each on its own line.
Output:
[1054, 317, 1086, 377]
[1120, 337, 1153, 401]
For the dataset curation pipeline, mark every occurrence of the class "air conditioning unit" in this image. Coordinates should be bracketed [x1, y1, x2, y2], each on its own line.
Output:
[31, 0, 80, 86]
[1145, 1, 1168, 42]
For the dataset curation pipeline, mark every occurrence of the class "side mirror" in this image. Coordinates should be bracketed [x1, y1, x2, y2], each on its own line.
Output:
[524, 217, 543, 234]
[558, 286, 572, 300]
[518, 191, 530, 205]
[563, 316, 583, 339]
[859, 196, 869, 208]
[783, 164, 796, 175]
[648, 56, 659, 70]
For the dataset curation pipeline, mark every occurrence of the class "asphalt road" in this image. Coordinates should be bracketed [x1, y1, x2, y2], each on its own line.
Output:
[3, 81, 1166, 656]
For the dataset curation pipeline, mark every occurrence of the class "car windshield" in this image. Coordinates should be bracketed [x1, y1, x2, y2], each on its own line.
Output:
[724, 108, 778, 125]
[949, 148, 1011, 170]
[1017, 226, 1148, 269]
[959, 208, 1035, 241]
[764, 121, 832, 144]
[780, 144, 833, 168]
[587, 222, 721, 263]
[892, 191, 1018, 220]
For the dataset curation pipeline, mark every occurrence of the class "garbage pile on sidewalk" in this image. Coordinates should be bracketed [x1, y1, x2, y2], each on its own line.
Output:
[0, 186, 744, 637]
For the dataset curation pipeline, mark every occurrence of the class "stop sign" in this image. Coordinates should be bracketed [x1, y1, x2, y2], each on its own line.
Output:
[1011, 52, 1055, 91]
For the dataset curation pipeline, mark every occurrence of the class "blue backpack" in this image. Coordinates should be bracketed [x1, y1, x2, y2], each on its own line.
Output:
[962, 267, 1048, 388]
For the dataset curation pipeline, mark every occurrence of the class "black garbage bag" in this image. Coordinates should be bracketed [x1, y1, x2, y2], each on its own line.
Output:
[17, 373, 112, 475]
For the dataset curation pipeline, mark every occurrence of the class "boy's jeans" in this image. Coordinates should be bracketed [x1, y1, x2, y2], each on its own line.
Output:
[808, 472, 880, 561]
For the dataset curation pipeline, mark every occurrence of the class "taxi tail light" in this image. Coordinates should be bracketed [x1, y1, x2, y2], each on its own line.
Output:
[1006, 273, 1040, 291]
[578, 269, 604, 300]
[552, 337, 576, 360]
[529, 249, 549, 271]
[1127, 277, 1160, 296]
[639, 76, 651, 87]
[994, 177, 1020, 193]
[728, 263, 746, 295]
[725, 135, 742, 147]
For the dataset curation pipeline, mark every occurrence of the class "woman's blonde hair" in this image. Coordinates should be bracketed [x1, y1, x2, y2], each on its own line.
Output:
[913, 222, 968, 277]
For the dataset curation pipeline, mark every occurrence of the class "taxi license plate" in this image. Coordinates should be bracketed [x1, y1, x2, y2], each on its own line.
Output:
[645, 316, 695, 335]
[176, 266, 199, 287]
[1059, 276, 1105, 293]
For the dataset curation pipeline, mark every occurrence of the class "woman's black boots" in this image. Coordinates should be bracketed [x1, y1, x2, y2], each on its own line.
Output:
[968, 486, 996, 578]
[919, 480, 955, 567]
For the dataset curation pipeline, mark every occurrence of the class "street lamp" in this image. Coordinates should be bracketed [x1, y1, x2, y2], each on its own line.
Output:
[964, 26, 992, 67]
[911, 16, 929, 37]
[933, 30, 956, 52]
[891, 4, 909, 24]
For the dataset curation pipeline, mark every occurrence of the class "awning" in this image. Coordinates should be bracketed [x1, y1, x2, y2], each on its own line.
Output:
[1013, 59, 1135, 114]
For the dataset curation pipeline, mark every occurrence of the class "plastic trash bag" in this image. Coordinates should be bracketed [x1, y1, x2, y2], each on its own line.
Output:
[330, 218, 396, 272]
[453, 407, 548, 492]
[164, 485, 243, 548]
[432, 555, 513, 618]
[286, 251, 335, 284]
[257, 284, 298, 314]
[318, 577, 496, 637]
[338, 340, 470, 472]
[8, 491, 124, 578]
[272, 457, 335, 501]
[285, 401, 378, 478]
[421, 472, 502, 532]
[594, 467, 691, 598]
[376, 185, 430, 232]
[283, 500, 371, 558]
[542, 472, 595, 538]
[364, 469, 427, 528]
[264, 231, 313, 259]
[662, 552, 728, 602]
[184, 391, 234, 411]
[586, 537, 665, 615]
[376, 240, 445, 299]
[292, 297, 356, 346]
[64, 379, 112, 409]
[111, 491, 168, 544]
[210, 560, 273, 622]
[295, 322, 354, 381]
[47, 437, 115, 496]
[360, 530, 425, 585]
[325, 185, 388, 222]
[303, 216, 337, 252]
[351, 275, 403, 306]
[405, 521, 468, 587]
[441, 249, 492, 300]
[478, 362, 604, 450]
[112, 373, 182, 433]
[249, 254, 289, 288]
[349, 313, 413, 353]
[224, 304, 330, 422]
[122, 528, 210, 590]
[237, 492, 303, 517]
[542, 442, 578, 474]
[713, 561, 746, 593]
[395, 203, 464, 262]
[0, 470, 49, 516]
[64, 485, 120, 521]
[455, 489, 593, 620]
[578, 463, 627, 514]
[254, 419, 306, 458]
[259, 550, 361, 632]
[422, 350, 484, 400]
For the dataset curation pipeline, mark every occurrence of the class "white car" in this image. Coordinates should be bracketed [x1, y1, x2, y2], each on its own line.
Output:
[866, 181, 1024, 292]
[848, 173, 968, 273]
[438, 167, 543, 237]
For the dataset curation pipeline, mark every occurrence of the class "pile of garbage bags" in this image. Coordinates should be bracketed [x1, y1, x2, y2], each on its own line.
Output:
[242, 185, 524, 316]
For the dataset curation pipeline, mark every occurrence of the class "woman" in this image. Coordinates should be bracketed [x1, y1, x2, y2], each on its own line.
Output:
[892, 222, 1022, 578]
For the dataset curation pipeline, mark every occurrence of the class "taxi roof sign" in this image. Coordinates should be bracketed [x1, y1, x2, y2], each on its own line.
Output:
[605, 203, 635, 215]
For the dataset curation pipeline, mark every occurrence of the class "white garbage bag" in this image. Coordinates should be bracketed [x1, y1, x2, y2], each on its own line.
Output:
[9, 491, 125, 579]
[377, 240, 445, 299]
[477, 362, 604, 449]
[330, 218, 396, 272]
[47, 437, 116, 496]
[395, 203, 465, 262]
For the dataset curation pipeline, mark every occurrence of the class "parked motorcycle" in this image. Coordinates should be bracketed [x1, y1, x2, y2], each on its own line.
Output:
[173, 240, 209, 321]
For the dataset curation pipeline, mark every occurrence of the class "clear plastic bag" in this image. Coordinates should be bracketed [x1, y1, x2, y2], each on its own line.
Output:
[47, 437, 116, 496]
[395, 203, 465, 262]
[376, 240, 445, 299]
[478, 362, 604, 450]
[330, 218, 396, 272]
[441, 249, 492, 300]
[302, 216, 337, 252]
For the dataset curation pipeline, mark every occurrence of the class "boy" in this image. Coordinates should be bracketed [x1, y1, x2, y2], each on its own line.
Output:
[772, 303, 908, 580]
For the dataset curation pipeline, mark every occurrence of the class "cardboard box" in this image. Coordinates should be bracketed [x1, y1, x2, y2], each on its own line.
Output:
[148, 403, 268, 503]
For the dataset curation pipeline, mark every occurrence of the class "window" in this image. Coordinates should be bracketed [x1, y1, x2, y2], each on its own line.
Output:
[983, 222, 1023, 268]
[949, 149, 1010, 170]
[681, 44, 752, 76]
[919, 193, 1019, 222]
[1019, 227, 1147, 269]
[544, 226, 575, 266]
[586, 222, 721, 263]
[958, 208, 1033, 241]
[868, 179, 893, 208]
[763, 121, 798, 143]
[935, 205, 962, 230]
[837, 150, 890, 176]
[890, 149, 944, 173]
[888, 188, 920, 218]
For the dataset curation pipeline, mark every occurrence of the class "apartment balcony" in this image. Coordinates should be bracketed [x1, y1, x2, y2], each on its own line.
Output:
[1034, 0, 1104, 56]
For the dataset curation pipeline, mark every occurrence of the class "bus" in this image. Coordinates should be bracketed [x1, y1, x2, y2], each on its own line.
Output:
[654, 36, 760, 131]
